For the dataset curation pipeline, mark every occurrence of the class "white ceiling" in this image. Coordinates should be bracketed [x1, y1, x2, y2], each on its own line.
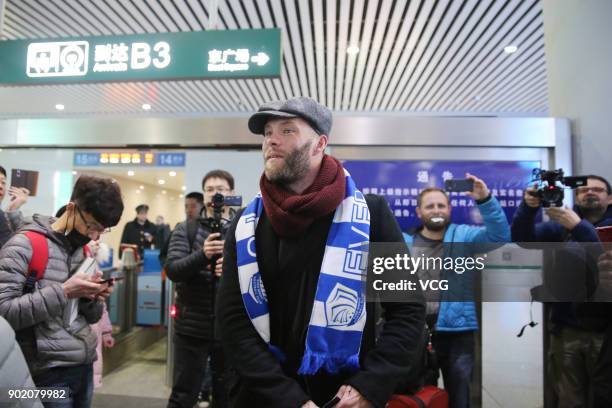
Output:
[79, 168, 185, 192]
[0, 0, 548, 118]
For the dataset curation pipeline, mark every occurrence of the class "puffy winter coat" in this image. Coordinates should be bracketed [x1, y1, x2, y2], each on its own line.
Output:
[0, 316, 43, 407]
[165, 219, 231, 339]
[0, 215, 103, 376]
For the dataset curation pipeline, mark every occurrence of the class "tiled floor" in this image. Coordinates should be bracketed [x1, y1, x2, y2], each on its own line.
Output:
[93, 337, 171, 408]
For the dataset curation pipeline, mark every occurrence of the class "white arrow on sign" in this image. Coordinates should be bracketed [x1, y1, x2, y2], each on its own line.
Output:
[250, 52, 269, 66]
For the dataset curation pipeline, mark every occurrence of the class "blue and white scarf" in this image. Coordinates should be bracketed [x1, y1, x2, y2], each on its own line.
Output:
[235, 169, 370, 375]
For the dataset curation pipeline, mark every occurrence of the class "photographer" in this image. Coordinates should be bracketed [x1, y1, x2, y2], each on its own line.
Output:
[511, 174, 612, 407]
[165, 170, 237, 408]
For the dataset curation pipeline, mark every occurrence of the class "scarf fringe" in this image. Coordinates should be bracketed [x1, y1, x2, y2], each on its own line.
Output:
[297, 350, 360, 375]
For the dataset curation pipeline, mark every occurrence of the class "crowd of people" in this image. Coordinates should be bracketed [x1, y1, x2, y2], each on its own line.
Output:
[0, 97, 610, 408]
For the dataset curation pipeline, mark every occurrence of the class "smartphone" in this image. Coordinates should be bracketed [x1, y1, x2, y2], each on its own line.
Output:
[597, 226, 612, 242]
[321, 396, 340, 408]
[444, 179, 474, 193]
[99, 277, 124, 285]
[11, 169, 39, 196]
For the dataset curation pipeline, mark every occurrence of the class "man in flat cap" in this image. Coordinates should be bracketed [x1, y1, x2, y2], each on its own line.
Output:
[217, 97, 425, 408]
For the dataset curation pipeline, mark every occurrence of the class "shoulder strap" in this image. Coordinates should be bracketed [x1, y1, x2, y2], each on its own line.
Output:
[186, 219, 199, 251]
[407, 395, 427, 408]
[23, 231, 49, 294]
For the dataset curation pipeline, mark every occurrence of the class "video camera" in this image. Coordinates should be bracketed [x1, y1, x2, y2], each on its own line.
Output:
[208, 193, 242, 212]
[531, 169, 587, 207]
[199, 193, 243, 234]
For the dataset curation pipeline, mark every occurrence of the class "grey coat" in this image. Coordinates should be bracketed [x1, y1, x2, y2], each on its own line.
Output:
[0, 215, 102, 375]
[0, 316, 43, 407]
[0, 209, 25, 248]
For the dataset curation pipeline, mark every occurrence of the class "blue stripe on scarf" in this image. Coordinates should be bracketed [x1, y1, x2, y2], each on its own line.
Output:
[241, 292, 268, 318]
[236, 237, 256, 267]
[299, 327, 362, 374]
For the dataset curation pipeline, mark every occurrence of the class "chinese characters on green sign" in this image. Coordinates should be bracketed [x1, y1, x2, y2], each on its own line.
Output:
[0, 29, 281, 84]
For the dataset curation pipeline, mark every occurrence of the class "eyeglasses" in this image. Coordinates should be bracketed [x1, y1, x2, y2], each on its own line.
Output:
[204, 187, 230, 193]
[75, 205, 111, 234]
[577, 187, 607, 194]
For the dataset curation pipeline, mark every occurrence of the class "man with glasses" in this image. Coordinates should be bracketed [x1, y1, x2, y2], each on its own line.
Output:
[512, 174, 612, 407]
[165, 169, 236, 408]
[0, 175, 124, 407]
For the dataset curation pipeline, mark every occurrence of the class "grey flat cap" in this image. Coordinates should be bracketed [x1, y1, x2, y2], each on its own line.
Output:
[248, 97, 332, 136]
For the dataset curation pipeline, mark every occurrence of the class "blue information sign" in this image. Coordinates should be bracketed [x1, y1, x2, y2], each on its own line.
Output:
[73, 152, 100, 166]
[73, 151, 185, 167]
[342, 160, 540, 230]
[156, 152, 186, 167]
[137, 249, 163, 325]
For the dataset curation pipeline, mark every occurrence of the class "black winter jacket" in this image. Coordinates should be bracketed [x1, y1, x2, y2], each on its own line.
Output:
[512, 203, 612, 330]
[119, 219, 157, 257]
[217, 195, 426, 408]
[165, 219, 230, 340]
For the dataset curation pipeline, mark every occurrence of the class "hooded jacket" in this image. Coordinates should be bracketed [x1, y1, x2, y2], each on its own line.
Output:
[0, 215, 103, 375]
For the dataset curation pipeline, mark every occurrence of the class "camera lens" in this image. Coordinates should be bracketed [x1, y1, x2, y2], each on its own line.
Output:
[542, 187, 563, 206]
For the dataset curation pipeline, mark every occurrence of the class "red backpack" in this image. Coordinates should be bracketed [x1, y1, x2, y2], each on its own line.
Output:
[22, 231, 49, 294]
[22, 231, 92, 294]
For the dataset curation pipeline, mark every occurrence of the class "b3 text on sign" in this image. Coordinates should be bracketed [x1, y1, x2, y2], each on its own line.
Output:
[0, 29, 281, 84]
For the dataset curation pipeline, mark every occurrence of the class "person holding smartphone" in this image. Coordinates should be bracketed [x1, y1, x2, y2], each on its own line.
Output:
[0, 165, 30, 248]
[0, 175, 124, 407]
[403, 174, 511, 408]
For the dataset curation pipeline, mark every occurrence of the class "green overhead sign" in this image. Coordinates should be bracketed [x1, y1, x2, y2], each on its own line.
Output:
[0, 29, 281, 84]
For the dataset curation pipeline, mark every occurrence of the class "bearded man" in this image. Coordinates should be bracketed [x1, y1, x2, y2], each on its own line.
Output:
[216, 97, 426, 408]
[403, 177, 510, 408]
[512, 175, 612, 408]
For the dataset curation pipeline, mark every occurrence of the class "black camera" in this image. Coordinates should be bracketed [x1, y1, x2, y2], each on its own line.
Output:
[199, 193, 243, 234]
[531, 169, 587, 207]
[208, 193, 243, 211]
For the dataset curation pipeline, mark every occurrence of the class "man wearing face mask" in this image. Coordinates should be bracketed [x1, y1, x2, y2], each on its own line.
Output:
[403, 175, 510, 408]
[0, 175, 124, 407]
